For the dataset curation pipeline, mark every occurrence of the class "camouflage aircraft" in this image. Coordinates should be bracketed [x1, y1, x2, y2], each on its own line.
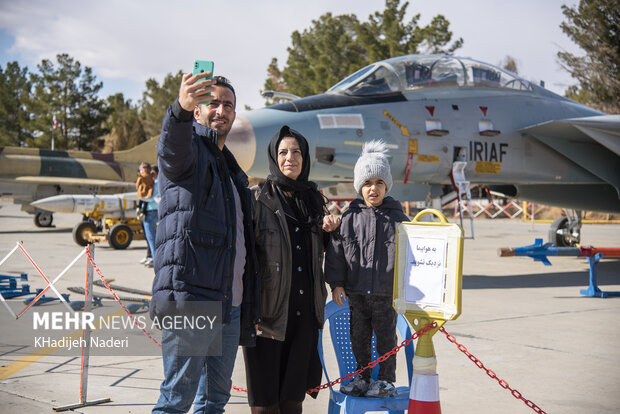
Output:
[0, 137, 157, 227]
[225, 54, 620, 246]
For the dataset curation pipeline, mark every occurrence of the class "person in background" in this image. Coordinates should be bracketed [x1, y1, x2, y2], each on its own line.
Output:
[136, 162, 155, 265]
[325, 140, 409, 398]
[141, 166, 159, 268]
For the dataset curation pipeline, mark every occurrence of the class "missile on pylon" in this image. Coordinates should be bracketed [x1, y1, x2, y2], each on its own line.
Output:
[30, 193, 140, 218]
[498, 238, 620, 265]
[31, 193, 146, 249]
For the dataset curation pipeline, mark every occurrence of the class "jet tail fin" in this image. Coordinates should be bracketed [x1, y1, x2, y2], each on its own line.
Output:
[111, 136, 159, 164]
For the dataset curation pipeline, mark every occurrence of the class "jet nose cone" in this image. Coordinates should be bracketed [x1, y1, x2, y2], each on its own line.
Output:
[31, 195, 76, 213]
[226, 113, 256, 172]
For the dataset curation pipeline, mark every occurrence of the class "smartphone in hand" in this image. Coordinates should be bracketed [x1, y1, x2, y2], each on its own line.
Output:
[192, 60, 214, 105]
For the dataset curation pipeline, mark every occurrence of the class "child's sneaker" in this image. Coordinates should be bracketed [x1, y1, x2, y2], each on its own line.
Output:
[340, 376, 369, 396]
[365, 380, 397, 398]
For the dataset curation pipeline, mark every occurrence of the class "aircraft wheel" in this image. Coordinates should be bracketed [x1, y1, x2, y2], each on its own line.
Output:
[34, 212, 53, 227]
[73, 222, 97, 246]
[108, 224, 133, 249]
[548, 216, 580, 247]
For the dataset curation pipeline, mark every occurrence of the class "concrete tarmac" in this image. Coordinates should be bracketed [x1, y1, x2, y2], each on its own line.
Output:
[0, 201, 618, 413]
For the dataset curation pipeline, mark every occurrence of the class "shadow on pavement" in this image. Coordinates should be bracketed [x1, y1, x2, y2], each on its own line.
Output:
[0, 228, 72, 234]
[463, 260, 620, 290]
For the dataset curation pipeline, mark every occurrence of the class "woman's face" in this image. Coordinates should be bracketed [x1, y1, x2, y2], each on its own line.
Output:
[277, 137, 303, 180]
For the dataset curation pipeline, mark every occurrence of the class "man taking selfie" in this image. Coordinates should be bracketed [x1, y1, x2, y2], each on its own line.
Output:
[150, 70, 260, 413]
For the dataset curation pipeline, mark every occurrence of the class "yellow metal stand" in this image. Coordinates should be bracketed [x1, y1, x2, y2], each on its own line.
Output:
[393, 209, 464, 413]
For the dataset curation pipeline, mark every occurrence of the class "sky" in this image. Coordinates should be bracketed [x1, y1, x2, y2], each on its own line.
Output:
[0, 0, 583, 111]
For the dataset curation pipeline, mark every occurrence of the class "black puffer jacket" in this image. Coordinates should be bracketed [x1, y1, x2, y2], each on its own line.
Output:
[325, 197, 409, 297]
[150, 100, 260, 347]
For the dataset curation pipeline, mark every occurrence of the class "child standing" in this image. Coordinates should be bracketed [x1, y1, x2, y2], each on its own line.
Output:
[325, 140, 409, 398]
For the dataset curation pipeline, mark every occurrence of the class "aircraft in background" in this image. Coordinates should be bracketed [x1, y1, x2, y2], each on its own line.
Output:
[225, 54, 620, 246]
[0, 137, 157, 227]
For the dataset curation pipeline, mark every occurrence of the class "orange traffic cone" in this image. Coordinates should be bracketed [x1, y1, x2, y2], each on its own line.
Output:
[408, 373, 441, 414]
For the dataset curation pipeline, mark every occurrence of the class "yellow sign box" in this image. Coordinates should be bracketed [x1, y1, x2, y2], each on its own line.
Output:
[393, 209, 463, 322]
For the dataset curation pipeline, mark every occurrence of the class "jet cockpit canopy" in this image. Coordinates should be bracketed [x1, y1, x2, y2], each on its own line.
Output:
[328, 54, 533, 96]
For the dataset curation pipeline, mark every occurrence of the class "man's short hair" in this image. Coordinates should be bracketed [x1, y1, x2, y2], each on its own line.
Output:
[213, 76, 236, 109]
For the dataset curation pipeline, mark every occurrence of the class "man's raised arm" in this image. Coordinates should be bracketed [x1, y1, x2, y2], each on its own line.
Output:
[158, 71, 214, 181]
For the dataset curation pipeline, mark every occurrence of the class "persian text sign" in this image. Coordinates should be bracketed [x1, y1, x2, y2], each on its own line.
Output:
[405, 237, 447, 306]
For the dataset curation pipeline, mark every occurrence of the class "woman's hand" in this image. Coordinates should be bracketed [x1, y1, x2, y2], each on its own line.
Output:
[322, 215, 341, 232]
[332, 287, 347, 306]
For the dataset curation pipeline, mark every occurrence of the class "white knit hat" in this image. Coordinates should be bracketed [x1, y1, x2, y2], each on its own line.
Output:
[353, 140, 393, 194]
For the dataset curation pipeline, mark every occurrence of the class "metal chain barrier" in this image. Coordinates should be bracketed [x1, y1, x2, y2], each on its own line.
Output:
[231, 385, 248, 393]
[85, 249, 256, 395]
[439, 327, 547, 414]
[84, 249, 436, 397]
[85, 248, 162, 348]
[70, 257, 549, 411]
[305, 321, 437, 395]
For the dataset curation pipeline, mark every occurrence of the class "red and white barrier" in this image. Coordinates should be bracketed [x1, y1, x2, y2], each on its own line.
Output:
[0, 242, 80, 318]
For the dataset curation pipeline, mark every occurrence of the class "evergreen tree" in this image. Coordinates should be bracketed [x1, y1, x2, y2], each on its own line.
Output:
[266, 0, 463, 99]
[140, 70, 183, 138]
[413, 14, 463, 54]
[283, 13, 366, 98]
[356, 0, 462, 60]
[106, 93, 146, 150]
[29, 53, 108, 150]
[0, 61, 32, 146]
[75, 66, 110, 150]
[261, 58, 290, 106]
[559, 0, 620, 113]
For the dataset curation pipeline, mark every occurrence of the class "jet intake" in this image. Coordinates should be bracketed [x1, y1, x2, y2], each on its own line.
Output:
[315, 147, 358, 169]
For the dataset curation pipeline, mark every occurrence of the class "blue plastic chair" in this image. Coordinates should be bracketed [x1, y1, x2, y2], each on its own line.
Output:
[317, 300, 415, 414]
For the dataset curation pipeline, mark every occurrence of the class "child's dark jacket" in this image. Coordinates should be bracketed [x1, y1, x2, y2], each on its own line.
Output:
[325, 196, 409, 297]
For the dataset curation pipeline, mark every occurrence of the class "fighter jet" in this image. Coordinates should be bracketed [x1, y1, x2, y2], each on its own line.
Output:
[225, 54, 620, 246]
[0, 137, 157, 227]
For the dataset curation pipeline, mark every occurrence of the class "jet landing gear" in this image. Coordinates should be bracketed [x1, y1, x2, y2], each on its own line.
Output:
[548, 209, 581, 247]
[34, 211, 54, 228]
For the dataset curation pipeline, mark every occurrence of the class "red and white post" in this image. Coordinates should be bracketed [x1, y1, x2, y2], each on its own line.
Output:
[408, 318, 442, 414]
[53, 244, 110, 412]
[409, 356, 441, 414]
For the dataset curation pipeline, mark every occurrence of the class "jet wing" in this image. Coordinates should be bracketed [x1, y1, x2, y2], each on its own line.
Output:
[520, 115, 620, 198]
[14, 176, 136, 188]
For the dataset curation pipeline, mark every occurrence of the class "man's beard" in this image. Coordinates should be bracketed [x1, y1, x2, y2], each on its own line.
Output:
[209, 118, 231, 139]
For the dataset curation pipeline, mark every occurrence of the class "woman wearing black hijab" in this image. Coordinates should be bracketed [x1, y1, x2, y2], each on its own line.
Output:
[243, 125, 339, 413]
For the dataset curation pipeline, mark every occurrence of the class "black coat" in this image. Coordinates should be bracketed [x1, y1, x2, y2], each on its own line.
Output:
[251, 181, 327, 341]
[325, 196, 409, 297]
